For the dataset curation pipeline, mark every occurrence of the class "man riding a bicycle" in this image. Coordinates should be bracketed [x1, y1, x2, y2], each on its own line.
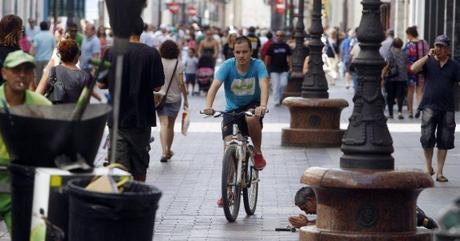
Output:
[203, 36, 269, 171]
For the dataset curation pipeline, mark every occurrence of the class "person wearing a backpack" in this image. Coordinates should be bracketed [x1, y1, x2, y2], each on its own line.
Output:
[382, 38, 408, 119]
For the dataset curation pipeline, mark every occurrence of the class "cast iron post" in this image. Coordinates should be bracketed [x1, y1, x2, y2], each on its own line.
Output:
[291, 0, 307, 73]
[340, 0, 394, 170]
[301, 0, 328, 99]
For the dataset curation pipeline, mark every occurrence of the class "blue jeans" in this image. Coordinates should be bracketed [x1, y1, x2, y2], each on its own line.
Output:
[270, 72, 289, 104]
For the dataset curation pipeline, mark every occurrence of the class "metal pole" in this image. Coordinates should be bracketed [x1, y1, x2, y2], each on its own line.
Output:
[109, 53, 124, 164]
[340, 0, 394, 170]
[291, 0, 307, 73]
[301, 0, 328, 98]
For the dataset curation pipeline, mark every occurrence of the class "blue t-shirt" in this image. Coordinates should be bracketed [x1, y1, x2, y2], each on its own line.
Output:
[80, 35, 101, 71]
[32, 31, 55, 61]
[215, 58, 268, 111]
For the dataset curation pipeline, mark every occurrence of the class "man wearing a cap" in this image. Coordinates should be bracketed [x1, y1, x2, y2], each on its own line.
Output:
[0, 50, 51, 232]
[411, 35, 460, 182]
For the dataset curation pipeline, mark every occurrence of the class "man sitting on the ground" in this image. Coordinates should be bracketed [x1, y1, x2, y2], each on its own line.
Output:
[289, 186, 438, 229]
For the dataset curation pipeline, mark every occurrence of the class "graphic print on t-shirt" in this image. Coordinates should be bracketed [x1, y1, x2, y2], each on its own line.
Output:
[231, 77, 256, 96]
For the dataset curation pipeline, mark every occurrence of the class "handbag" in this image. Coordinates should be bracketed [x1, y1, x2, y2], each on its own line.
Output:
[154, 60, 178, 109]
[181, 109, 190, 136]
[44, 66, 66, 103]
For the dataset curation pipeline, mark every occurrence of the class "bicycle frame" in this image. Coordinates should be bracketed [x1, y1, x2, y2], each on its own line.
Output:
[225, 123, 248, 190]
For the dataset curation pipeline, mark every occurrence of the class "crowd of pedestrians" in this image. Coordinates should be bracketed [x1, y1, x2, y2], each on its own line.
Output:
[0, 12, 458, 237]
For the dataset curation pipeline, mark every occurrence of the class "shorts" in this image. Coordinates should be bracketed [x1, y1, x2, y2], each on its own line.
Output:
[420, 108, 456, 150]
[221, 102, 263, 139]
[157, 100, 181, 117]
[109, 127, 151, 176]
[185, 73, 196, 85]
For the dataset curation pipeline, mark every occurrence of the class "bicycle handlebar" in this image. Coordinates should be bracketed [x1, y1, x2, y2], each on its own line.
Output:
[200, 109, 269, 118]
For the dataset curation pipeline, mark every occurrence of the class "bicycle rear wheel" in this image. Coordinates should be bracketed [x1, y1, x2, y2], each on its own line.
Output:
[222, 145, 241, 222]
[243, 152, 258, 215]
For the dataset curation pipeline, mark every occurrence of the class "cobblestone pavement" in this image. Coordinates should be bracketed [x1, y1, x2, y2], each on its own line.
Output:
[1, 78, 460, 240]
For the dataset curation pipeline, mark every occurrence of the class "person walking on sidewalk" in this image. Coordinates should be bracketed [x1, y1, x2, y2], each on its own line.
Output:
[157, 40, 189, 163]
[265, 31, 292, 106]
[382, 38, 408, 119]
[30, 21, 55, 85]
[404, 26, 429, 118]
[98, 17, 164, 182]
[0, 50, 51, 233]
[410, 35, 460, 182]
[203, 36, 269, 207]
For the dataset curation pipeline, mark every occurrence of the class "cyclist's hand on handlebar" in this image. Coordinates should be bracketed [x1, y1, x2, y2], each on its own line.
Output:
[255, 106, 267, 117]
[202, 107, 215, 116]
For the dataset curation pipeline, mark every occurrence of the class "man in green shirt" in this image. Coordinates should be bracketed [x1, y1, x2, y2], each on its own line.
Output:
[0, 50, 51, 232]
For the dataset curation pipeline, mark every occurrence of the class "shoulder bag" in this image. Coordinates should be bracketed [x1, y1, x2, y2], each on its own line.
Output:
[154, 60, 178, 109]
[44, 66, 66, 103]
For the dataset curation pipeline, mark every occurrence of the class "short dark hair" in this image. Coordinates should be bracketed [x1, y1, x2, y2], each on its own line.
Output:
[235, 36, 252, 50]
[406, 26, 418, 38]
[294, 187, 315, 207]
[392, 37, 403, 49]
[159, 40, 180, 59]
[266, 32, 273, 39]
[39, 21, 49, 31]
[66, 22, 78, 31]
[131, 17, 144, 36]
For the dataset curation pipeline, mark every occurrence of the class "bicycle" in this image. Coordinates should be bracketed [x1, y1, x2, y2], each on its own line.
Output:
[201, 110, 262, 222]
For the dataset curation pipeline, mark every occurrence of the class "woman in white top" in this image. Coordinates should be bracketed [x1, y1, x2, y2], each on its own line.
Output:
[157, 40, 189, 162]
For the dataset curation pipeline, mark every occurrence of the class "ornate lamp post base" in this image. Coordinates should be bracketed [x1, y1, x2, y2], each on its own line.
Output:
[281, 97, 348, 147]
[300, 167, 434, 241]
[282, 72, 304, 99]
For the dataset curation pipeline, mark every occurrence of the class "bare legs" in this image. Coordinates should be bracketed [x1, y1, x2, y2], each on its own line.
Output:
[246, 116, 262, 153]
[407, 84, 424, 117]
[423, 148, 448, 180]
[159, 115, 178, 159]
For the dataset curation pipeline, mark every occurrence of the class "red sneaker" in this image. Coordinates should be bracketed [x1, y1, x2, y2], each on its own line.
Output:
[254, 152, 266, 170]
[217, 197, 224, 207]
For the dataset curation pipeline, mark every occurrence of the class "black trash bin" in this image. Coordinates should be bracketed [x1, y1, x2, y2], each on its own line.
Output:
[67, 179, 162, 241]
[9, 163, 35, 241]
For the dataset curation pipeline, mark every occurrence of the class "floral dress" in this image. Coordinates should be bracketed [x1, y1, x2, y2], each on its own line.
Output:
[403, 40, 429, 86]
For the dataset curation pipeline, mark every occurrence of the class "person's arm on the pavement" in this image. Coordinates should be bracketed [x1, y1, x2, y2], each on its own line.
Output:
[411, 48, 434, 73]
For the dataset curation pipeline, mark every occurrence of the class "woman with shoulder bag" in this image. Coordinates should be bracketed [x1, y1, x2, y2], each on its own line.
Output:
[157, 40, 189, 162]
[36, 39, 100, 103]
[382, 38, 408, 119]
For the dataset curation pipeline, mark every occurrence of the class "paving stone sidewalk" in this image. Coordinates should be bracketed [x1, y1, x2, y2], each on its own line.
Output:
[1, 80, 460, 240]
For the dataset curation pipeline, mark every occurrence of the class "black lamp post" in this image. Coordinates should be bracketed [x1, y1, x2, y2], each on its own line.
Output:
[300, 1, 433, 240]
[282, 0, 308, 99]
[339, 0, 393, 170]
[301, 0, 328, 99]
[291, 0, 307, 73]
[281, 0, 347, 147]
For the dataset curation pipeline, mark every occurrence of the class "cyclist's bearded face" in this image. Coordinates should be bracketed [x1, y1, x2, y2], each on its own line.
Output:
[234, 42, 252, 66]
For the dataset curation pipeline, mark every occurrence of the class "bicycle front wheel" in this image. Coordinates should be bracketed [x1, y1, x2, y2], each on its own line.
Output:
[243, 155, 258, 215]
[222, 144, 241, 222]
